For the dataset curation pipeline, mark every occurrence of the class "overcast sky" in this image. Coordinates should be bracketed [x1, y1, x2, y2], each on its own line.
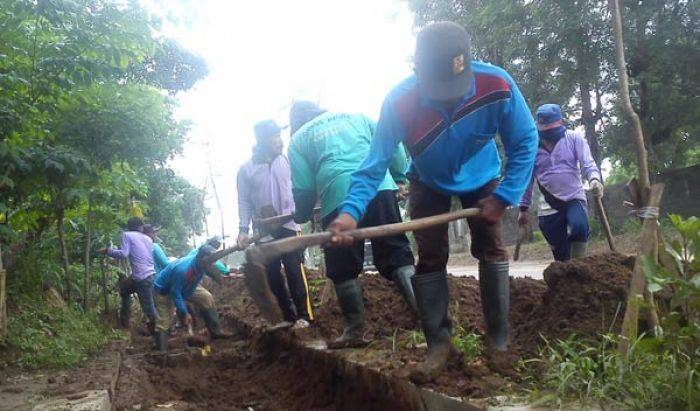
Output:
[143, 0, 415, 242]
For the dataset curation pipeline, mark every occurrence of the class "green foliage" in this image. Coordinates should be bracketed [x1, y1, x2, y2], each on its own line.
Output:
[2, 301, 122, 370]
[524, 334, 699, 410]
[0, 0, 209, 313]
[451, 326, 483, 363]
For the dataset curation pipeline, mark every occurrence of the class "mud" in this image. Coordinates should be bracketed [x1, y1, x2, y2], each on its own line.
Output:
[116, 253, 633, 407]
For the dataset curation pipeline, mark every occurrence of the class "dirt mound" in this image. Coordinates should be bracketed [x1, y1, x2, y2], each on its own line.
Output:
[513, 253, 633, 352]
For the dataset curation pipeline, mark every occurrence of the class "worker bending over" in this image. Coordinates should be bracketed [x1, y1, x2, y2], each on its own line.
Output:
[152, 245, 231, 353]
[328, 22, 538, 382]
[237, 119, 313, 328]
[288, 101, 417, 348]
[518, 104, 603, 261]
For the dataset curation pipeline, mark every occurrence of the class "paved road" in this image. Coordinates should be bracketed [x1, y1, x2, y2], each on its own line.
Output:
[447, 261, 550, 280]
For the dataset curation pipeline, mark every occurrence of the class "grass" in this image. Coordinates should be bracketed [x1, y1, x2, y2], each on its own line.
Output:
[1, 300, 122, 370]
[521, 334, 700, 410]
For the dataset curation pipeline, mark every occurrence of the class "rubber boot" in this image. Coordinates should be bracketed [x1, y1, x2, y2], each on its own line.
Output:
[570, 242, 588, 259]
[154, 331, 168, 354]
[327, 279, 368, 349]
[409, 271, 454, 384]
[479, 261, 510, 352]
[201, 308, 232, 340]
[391, 265, 418, 314]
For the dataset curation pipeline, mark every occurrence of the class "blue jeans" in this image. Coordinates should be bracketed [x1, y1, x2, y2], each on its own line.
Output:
[538, 200, 589, 261]
[119, 275, 157, 324]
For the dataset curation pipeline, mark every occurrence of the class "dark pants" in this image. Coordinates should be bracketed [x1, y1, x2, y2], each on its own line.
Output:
[119, 275, 157, 324]
[409, 179, 507, 274]
[322, 190, 415, 284]
[538, 199, 589, 261]
[264, 228, 313, 322]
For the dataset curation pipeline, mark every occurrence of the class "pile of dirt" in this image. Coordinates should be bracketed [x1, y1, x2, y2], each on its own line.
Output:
[513, 253, 634, 352]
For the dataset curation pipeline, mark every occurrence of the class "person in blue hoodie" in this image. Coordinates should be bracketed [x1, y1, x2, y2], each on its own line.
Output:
[328, 22, 538, 382]
[152, 245, 231, 352]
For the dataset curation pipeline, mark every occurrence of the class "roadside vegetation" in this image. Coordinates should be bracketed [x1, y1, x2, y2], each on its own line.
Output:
[0, 0, 209, 369]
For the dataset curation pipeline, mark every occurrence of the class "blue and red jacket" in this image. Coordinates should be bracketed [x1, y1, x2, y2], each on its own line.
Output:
[154, 254, 205, 316]
[340, 61, 538, 221]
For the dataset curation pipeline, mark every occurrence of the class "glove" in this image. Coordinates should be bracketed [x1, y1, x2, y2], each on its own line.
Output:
[590, 179, 604, 198]
[517, 210, 530, 226]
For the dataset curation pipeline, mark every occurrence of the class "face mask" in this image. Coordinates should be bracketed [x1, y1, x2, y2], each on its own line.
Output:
[538, 125, 566, 142]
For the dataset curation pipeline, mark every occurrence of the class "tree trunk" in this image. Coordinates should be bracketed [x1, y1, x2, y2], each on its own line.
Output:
[0, 243, 7, 341]
[56, 207, 71, 302]
[609, 0, 651, 196]
[82, 200, 92, 310]
[580, 81, 601, 167]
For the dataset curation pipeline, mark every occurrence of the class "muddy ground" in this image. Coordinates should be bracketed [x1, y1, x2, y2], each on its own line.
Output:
[112, 252, 634, 409]
[213, 253, 634, 398]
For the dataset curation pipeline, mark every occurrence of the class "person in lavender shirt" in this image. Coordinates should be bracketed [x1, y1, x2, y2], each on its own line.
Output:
[236, 119, 314, 328]
[98, 217, 157, 332]
[518, 104, 604, 261]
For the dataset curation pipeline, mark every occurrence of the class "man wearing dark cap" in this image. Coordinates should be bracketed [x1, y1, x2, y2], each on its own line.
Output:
[518, 104, 603, 261]
[236, 119, 313, 328]
[98, 217, 157, 333]
[288, 101, 416, 348]
[152, 245, 231, 352]
[328, 22, 538, 382]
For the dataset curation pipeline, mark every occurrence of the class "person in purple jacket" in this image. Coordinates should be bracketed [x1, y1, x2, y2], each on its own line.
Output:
[236, 119, 313, 328]
[98, 217, 157, 332]
[518, 104, 604, 261]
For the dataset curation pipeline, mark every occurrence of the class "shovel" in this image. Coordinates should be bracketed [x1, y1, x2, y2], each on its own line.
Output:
[513, 223, 527, 261]
[236, 208, 482, 322]
[594, 194, 616, 252]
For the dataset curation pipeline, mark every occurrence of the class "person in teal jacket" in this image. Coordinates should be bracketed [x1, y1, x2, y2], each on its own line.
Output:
[143, 225, 170, 274]
[152, 245, 231, 352]
[328, 22, 538, 382]
[288, 101, 416, 349]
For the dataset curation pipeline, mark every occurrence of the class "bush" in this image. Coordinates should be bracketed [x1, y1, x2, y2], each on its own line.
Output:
[1, 301, 121, 370]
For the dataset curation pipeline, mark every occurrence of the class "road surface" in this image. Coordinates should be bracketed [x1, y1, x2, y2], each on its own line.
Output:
[447, 261, 549, 280]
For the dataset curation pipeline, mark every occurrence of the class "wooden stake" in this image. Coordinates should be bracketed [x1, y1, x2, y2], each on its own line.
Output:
[619, 184, 664, 355]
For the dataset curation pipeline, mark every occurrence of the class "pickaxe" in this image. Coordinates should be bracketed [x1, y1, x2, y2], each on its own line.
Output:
[228, 208, 482, 323]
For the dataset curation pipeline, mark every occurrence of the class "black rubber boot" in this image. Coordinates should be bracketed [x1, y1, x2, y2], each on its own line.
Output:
[479, 261, 510, 352]
[154, 331, 168, 354]
[391, 265, 418, 315]
[409, 271, 454, 384]
[327, 279, 368, 349]
[201, 308, 232, 340]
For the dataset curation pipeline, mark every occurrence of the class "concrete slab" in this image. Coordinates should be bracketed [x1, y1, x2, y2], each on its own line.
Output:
[31, 390, 110, 411]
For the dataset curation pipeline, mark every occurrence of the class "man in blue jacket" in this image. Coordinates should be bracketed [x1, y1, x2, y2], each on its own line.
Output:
[152, 245, 231, 352]
[328, 22, 538, 382]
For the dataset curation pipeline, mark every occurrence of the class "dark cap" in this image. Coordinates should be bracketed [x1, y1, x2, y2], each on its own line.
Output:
[206, 235, 222, 250]
[196, 244, 217, 261]
[289, 101, 326, 135]
[142, 224, 159, 235]
[127, 216, 144, 232]
[414, 21, 473, 102]
[254, 119, 281, 142]
[536, 104, 563, 130]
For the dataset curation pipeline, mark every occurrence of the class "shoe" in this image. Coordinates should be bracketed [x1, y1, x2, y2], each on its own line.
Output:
[409, 271, 454, 384]
[391, 265, 418, 314]
[293, 319, 310, 329]
[479, 261, 510, 352]
[327, 279, 369, 349]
